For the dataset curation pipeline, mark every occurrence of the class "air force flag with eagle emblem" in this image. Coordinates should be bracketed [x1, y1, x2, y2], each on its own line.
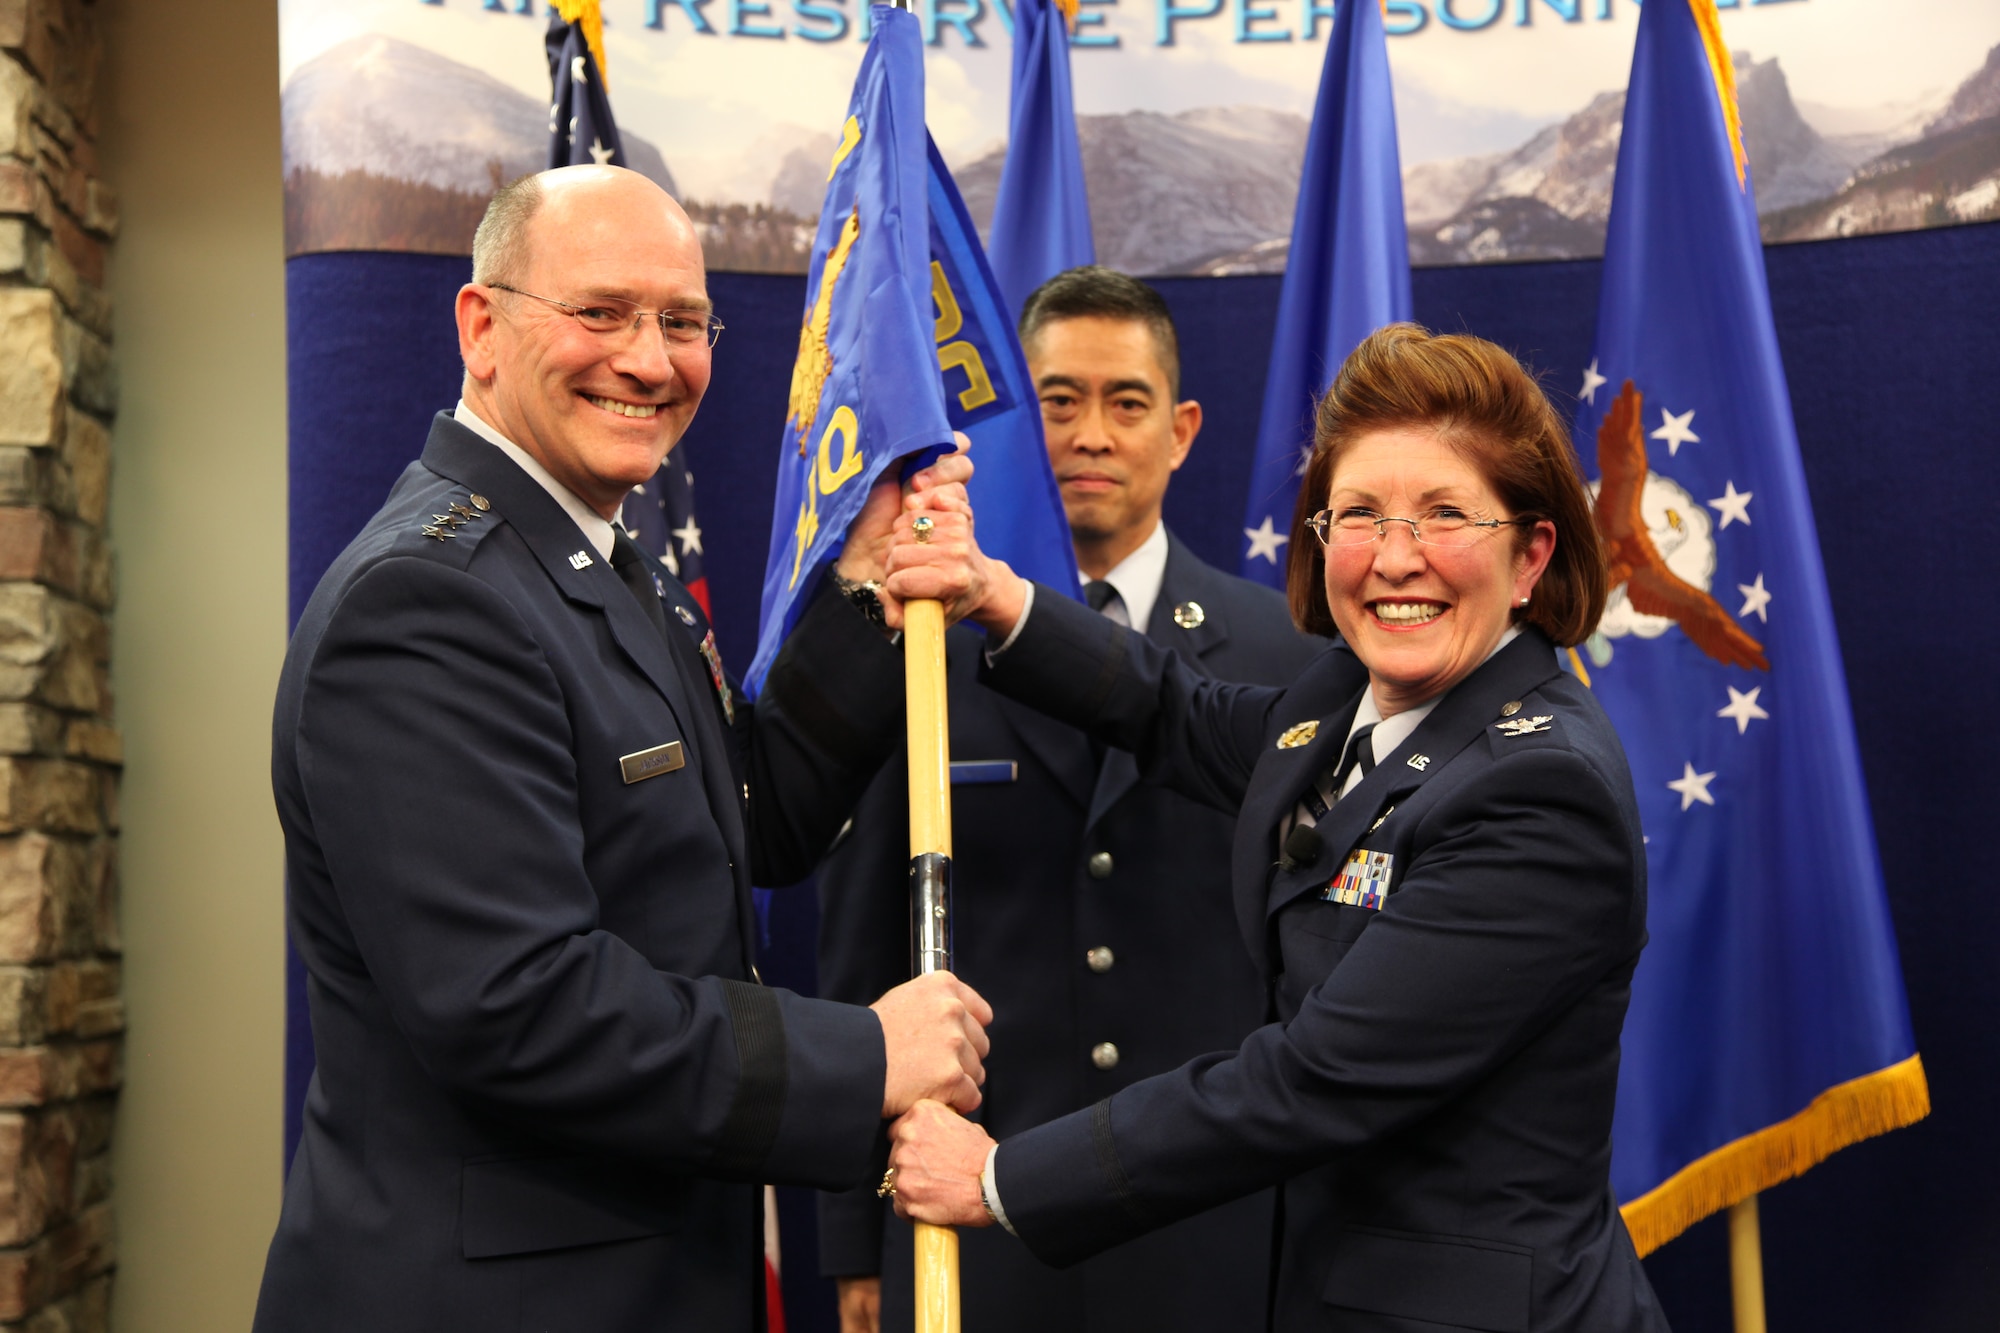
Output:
[1577, 0, 1927, 1257]
[745, 5, 955, 694]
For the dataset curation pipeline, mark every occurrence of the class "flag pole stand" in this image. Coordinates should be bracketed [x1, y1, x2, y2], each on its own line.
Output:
[1728, 1195, 1767, 1333]
[904, 595, 961, 1333]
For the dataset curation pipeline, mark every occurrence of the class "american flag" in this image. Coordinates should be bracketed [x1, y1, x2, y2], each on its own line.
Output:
[621, 446, 712, 619]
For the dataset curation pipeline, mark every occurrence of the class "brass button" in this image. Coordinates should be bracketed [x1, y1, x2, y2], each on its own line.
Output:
[1086, 947, 1115, 974]
[1087, 851, 1114, 879]
[1501, 700, 1521, 717]
[1090, 1042, 1120, 1070]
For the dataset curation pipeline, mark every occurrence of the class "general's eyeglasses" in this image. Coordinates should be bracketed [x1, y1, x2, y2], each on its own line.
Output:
[489, 283, 725, 348]
[1307, 507, 1536, 549]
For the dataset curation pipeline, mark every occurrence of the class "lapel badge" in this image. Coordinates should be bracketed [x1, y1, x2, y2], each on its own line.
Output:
[1497, 715, 1554, 737]
[1501, 700, 1522, 717]
[469, 494, 491, 511]
[1172, 601, 1206, 630]
[1276, 720, 1318, 750]
[419, 524, 456, 541]
[676, 605, 697, 626]
[1369, 804, 1396, 833]
[568, 550, 594, 570]
[1406, 753, 1431, 772]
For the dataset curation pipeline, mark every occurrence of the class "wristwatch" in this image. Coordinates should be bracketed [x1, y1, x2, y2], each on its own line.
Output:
[829, 569, 888, 629]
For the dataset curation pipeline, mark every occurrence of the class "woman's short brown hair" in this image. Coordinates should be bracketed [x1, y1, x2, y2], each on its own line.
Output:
[1285, 323, 1606, 648]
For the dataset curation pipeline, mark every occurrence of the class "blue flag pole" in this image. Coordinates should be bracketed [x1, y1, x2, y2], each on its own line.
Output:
[1237, 0, 1409, 589]
[986, 0, 1094, 321]
[1577, 0, 1927, 1269]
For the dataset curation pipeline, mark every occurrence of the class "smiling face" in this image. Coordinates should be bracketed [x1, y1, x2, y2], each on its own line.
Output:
[1027, 315, 1200, 578]
[1322, 426, 1557, 715]
[456, 168, 711, 518]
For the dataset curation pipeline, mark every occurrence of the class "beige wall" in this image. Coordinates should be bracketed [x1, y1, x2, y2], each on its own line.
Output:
[99, 0, 290, 1327]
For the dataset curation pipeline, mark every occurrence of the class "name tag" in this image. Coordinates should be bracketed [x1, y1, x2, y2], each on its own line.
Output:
[619, 741, 685, 784]
[1321, 848, 1394, 911]
[949, 760, 1017, 785]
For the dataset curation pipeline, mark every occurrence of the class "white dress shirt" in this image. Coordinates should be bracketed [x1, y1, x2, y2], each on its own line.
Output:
[1091, 520, 1170, 635]
[454, 399, 618, 562]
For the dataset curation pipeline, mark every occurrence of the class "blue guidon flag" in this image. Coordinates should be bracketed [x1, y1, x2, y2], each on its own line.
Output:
[745, 5, 956, 695]
[926, 137, 1081, 603]
[1576, 0, 1928, 1257]
[1238, 0, 1409, 589]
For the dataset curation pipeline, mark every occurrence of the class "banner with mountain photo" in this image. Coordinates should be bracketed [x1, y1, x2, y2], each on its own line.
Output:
[278, 0, 1999, 275]
[1572, 0, 1929, 1257]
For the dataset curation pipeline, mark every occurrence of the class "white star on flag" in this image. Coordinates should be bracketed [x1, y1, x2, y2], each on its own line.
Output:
[1708, 481, 1753, 529]
[661, 542, 681, 577]
[673, 517, 704, 556]
[589, 138, 615, 166]
[549, 103, 560, 135]
[1580, 359, 1607, 405]
[1650, 407, 1699, 456]
[1243, 515, 1288, 564]
[572, 54, 589, 85]
[1737, 573, 1771, 621]
[1667, 762, 1718, 810]
[1717, 686, 1769, 735]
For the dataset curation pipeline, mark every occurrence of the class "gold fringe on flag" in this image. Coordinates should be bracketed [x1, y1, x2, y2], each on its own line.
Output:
[555, 0, 610, 89]
[1620, 1053, 1930, 1257]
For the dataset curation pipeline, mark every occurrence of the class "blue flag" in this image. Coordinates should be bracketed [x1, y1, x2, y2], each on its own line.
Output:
[1575, 0, 1928, 1256]
[986, 0, 1094, 321]
[746, 6, 955, 694]
[1238, 0, 1409, 588]
[928, 138, 1081, 601]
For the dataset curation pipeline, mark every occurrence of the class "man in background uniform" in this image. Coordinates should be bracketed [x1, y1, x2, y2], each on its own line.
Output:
[816, 267, 1350, 1332]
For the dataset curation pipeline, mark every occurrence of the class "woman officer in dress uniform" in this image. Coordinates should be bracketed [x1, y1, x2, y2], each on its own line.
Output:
[874, 325, 1670, 1333]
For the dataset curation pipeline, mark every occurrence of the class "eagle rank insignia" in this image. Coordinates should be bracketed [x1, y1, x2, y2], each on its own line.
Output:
[1496, 715, 1554, 737]
[1276, 721, 1318, 750]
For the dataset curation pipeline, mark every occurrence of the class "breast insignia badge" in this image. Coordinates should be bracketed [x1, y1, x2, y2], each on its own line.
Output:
[1322, 848, 1394, 911]
[1497, 715, 1555, 737]
[1276, 721, 1318, 750]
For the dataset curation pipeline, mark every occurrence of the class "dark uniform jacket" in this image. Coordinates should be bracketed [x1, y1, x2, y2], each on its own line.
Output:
[979, 589, 1670, 1333]
[255, 415, 903, 1332]
[816, 534, 1341, 1332]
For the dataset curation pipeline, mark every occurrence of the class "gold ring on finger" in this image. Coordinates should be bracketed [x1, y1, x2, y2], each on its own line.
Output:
[912, 515, 935, 544]
[876, 1166, 898, 1199]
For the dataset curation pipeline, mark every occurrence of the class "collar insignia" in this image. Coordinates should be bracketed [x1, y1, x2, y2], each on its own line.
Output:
[1496, 715, 1554, 737]
[1276, 720, 1318, 750]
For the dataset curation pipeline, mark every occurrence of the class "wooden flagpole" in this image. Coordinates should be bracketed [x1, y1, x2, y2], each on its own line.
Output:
[904, 595, 960, 1333]
[1728, 1195, 1767, 1333]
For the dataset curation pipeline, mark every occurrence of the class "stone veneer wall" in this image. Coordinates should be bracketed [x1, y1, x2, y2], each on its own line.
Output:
[0, 0, 123, 1326]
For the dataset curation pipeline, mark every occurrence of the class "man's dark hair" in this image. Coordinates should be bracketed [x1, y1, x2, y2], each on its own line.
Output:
[1018, 265, 1182, 398]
